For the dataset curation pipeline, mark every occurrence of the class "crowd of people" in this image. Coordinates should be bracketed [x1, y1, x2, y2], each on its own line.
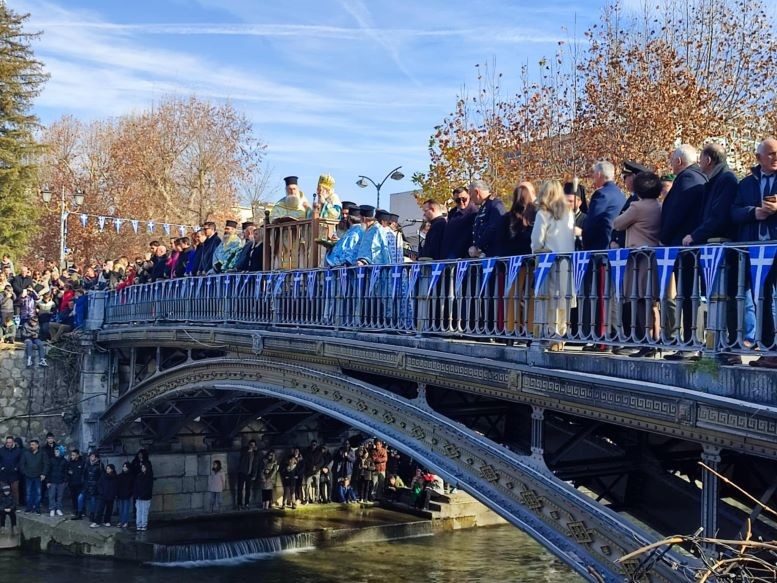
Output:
[0, 434, 154, 534]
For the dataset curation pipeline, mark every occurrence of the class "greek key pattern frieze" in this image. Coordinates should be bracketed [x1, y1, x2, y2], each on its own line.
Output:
[698, 405, 777, 437]
[404, 355, 510, 386]
[324, 344, 399, 366]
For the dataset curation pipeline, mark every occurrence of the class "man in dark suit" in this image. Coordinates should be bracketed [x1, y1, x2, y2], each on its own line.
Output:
[582, 161, 626, 351]
[197, 221, 221, 275]
[732, 138, 777, 368]
[660, 145, 707, 360]
[419, 199, 446, 260]
[469, 180, 505, 258]
[441, 187, 477, 259]
[233, 222, 256, 271]
[681, 142, 740, 363]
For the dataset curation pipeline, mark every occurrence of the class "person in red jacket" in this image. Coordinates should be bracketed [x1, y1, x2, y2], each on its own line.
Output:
[370, 439, 388, 501]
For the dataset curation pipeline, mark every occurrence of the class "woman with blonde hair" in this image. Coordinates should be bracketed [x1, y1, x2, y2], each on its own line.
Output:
[530, 180, 575, 350]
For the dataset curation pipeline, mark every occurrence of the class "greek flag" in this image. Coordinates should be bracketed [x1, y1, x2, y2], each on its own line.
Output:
[307, 271, 317, 298]
[254, 273, 264, 298]
[607, 248, 630, 299]
[533, 253, 557, 295]
[178, 225, 186, 236]
[163, 223, 171, 236]
[655, 247, 679, 300]
[196, 276, 203, 296]
[292, 272, 303, 297]
[699, 246, 724, 296]
[749, 244, 777, 301]
[80, 213, 88, 227]
[325, 270, 335, 296]
[97, 216, 106, 232]
[238, 273, 249, 295]
[369, 265, 381, 295]
[224, 275, 232, 294]
[455, 260, 469, 294]
[572, 251, 591, 296]
[356, 267, 366, 292]
[114, 218, 123, 233]
[408, 263, 421, 296]
[428, 263, 445, 296]
[131, 219, 139, 234]
[339, 268, 348, 294]
[504, 256, 523, 296]
[147, 220, 155, 234]
[478, 258, 497, 297]
[273, 273, 286, 296]
[390, 265, 402, 299]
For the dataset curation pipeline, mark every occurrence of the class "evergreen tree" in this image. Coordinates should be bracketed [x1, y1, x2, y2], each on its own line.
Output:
[0, 2, 47, 258]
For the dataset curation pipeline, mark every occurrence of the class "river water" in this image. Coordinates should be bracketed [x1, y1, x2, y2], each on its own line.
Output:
[0, 524, 581, 582]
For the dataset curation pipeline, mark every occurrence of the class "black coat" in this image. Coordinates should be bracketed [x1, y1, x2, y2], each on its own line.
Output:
[97, 473, 118, 501]
[82, 460, 104, 495]
[498, 214, 533, 257]
[690, 164, 739, 243]
[248, 243, 264, 272]
[441, 205, 477, 259]
[419, 216, 447, 260]
[472, 197, 506, 257]
[0, 445, 21, 483]
[175, 249, 192, 278]
[611, 194, 638, 247]
[116, 472, 134, 499]
[67, 457, 86, 487]
[233, 242, 253, 272]
[47, 456, 69, 485]
[0, 492, 15, 511]
[732, 166, 777, 242]
[583, 181, 626, 251]
[238, 448, 261, 478]
[198, 234, 221, 274]
[133, 471, 153, 500]
[660, 164, 707, 246]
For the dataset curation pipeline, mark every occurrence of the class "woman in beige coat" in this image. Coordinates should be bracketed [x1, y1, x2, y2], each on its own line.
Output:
[612, 172, 662, 356]
[531, 180, 575, 349]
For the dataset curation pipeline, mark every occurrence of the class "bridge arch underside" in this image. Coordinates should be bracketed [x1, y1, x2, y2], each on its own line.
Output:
[100, 358, 694, 583]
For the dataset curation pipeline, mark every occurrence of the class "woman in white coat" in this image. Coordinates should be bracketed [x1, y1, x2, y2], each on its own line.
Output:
[531, 180, 576, 349]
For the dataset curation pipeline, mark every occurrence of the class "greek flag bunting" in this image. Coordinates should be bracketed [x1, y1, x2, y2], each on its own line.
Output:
[131, 219, 139, 234]
[114, 218, 123, 233]
[607, 249, 630, 299]
[408, 263, 421, 296]
[196, 276, 203, 296]
[749, 244, 777, 301]
[80, 213, 88, 227]
[533, 253, 557, 295]
[237, 273, 249, 295]
[224, 275, 232, 295]
[478, 258, 497, 297]
[390, 265, 402, 298]
[338, 268, 348, 295]
[369, 265, 381, 295]
[325, 270, 335, 296]
[428, 263, 445, 296]
[504, 256, 523, 296]
[356, 267, 366, 291]
[655, 247, 679, 300]
[293, 272, 303, 297]
[254, 273, 263, 298]
[273, 272, 286, 296]
[699, 246, 724, 297]
[178, 225, 186, 236]
[97, 216, 106, 232]
[307, 271, 317, 298]
[455, 260, 469, 294]
[147, 221, 155, 234]
[163, 223, 171, 236]
[572, 251, 591, 296]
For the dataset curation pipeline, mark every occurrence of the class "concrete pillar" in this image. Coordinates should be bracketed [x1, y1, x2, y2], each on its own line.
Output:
[78, 350, 111, 451]
[85, 291, 107, 330]
[701, 445, 721, 541]
[531, 406, 545, 461]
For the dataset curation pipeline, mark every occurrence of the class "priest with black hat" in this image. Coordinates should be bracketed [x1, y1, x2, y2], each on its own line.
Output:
[270, 176, 312, 221]
[213, 219, 244, 272]
[326, 206, 365, 267]
[356, 208, 391, 265]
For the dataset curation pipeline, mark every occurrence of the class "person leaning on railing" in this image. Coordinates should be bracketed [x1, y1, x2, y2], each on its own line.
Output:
[732, 138, 777, 369]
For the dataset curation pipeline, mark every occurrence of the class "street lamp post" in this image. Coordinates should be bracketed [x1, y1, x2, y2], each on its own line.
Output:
[356, 166, 404, 209]
[41, 186, 85, 270]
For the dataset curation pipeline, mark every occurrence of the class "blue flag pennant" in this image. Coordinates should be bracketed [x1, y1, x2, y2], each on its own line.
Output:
[428, 263, 445, 296]
[655, 247, 680, 300]
[79, 213, 88, 227]
[748, 245, 777, 302]
[325, 270, 335, 295]
[196, 276, 203, 296]
[114, 218, 123, 233]
[455, 260, 469, 294]
[273, 273, 286, 296]
[390, 265, 402, 299]
[572, 252, 591, 296]
[607, 248, 630, 299]
[408, 263, 421, 296]
[504, 256, 524, 296]
[163, 223, 171, 236]
[307, 271, 317, 299]
[254, 273, 264, 298]
[131, 219, 139, 234]
[533, 253, 557, 295]
[699, 246, 724, 297]
[178, 225, 186, 236]
[293, 272, 303, 296]
[369, 266, 381, 295]
[97, 216, 106, 232]
[478, 258, 497, 297]
[147, 220, 155, 234]
[238, 273, 249, 295]
[338, 269, 348, 294]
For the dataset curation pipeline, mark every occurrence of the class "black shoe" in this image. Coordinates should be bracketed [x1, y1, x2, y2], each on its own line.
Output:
[663, 351, 701, 361]
[715, 352, 742, 366]
[582, 343, 611, 353]
[71, 514, 83, 520]
[629, 347, 658, 358]
[612, 346, 638, 356]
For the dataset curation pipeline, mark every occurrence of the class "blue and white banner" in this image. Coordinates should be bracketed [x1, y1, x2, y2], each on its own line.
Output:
[237, 273, 249, 295]
[325, 270, 335, 296]
[428, 263, 445, 296]
[390, 265, 403, 298]
[749, 244, 777, 301]
[408, 263, 421, 296]
[478, 258, 497, 297]
[130, 219, 139, 234]
[699, 246, 724, 296]
[273, 272, 286, 296]
[292, 272, 303, 297]
[163, 223, 171, 236]
[572, 251, 591, 296]
[338, 268, 348, 294]
[369, 265, 381, 295]
[80, 213, 88, 227]
[178, 225, 186, 236]
[307, 271, 317, 299]
[97, 216, 107, 232]
[504, 256, 523, 296]
[655, 247, 680, 300]
[147, 220, 155, 234]
[223, 275, 232, 295]
[254, 273, 264, 298]
[533, 253, 557, 295]
[356, 267, 366, 290]
[196, 276, 203, 296]
[114, 218, 123, 233]
[455, 260, 469, 294]
[607, 248, 630, 299]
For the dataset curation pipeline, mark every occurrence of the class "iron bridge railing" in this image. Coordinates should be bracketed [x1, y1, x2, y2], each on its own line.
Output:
[100, 244, 777, 355]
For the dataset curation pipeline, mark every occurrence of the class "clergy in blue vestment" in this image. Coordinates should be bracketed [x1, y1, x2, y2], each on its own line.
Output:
[356, 208, 392, 265]
[325, 208, 364, 267]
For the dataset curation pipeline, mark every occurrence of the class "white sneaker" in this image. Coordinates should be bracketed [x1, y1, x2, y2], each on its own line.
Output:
[26, 357, 32, 367]
[50, 510, 55, 517]
[89, 522, 99, 528]
[104, 522, 111, 527]
[39, 359, 48, 367]
[56, 510, 63, 516]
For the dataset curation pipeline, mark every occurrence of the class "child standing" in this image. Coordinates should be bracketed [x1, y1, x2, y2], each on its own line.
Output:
[207, 460, 226, 512]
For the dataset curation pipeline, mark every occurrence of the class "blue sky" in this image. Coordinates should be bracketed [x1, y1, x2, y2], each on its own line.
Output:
[14, 0, 601, 206]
